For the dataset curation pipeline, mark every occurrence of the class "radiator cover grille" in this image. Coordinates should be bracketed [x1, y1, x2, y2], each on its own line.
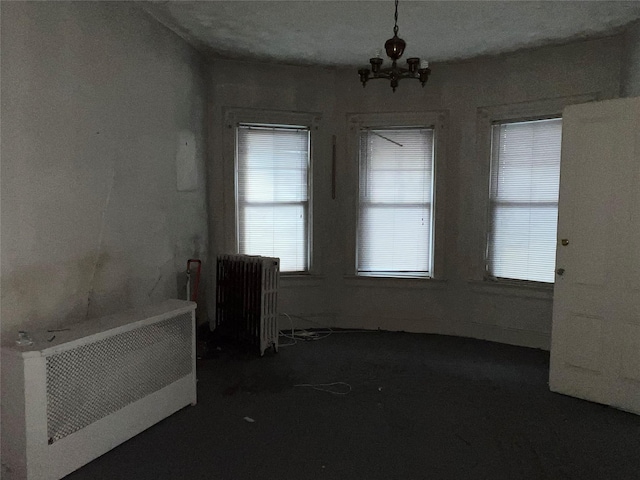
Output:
[46, 313, 192, 443]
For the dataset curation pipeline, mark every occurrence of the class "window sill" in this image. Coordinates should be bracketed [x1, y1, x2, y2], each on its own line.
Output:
[280, 273, 324, 288]
[343, 275, 448, 290]
[468, 279, 553, 300]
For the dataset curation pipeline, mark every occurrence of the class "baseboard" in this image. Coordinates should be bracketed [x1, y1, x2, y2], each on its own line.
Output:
[328, 314, 550, 350]
[463, 322, 550, 350]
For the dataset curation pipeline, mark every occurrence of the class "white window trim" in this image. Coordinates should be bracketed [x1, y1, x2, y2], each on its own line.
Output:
[475, 93, 599, 289]
[224, 108, 321, 274]
[346, 111, 448, 281]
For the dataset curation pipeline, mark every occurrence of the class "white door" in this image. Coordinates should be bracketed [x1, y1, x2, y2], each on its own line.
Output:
[550, 97, 640, 414]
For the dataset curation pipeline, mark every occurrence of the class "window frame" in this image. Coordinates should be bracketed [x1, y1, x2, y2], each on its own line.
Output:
[224, 108, 321, 274]
[486, 115, 563, 284]
[476, 94, 598, 288]
[347, 111, 447, 281]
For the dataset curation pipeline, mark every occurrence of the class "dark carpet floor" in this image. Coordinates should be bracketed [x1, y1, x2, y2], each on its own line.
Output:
[67, 331, 640, 480]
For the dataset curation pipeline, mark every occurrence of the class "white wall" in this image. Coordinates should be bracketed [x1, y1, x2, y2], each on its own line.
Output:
[621, 21, 640, 97]
[1, 2, 208, 335]
[208, 36, 623, 349]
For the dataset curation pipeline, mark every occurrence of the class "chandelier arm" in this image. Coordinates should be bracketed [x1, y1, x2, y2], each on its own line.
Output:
[369, 73, 423, 81]
[372, 65, 416, 76]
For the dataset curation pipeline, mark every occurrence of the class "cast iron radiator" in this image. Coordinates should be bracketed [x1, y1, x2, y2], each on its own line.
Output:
[215, 254, 279, 355]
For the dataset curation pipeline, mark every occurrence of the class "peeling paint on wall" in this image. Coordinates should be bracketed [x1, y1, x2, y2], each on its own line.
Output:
[2, 254, 104, 332]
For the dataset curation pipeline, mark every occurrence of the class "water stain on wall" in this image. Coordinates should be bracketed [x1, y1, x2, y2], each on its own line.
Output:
[1, 251, 132, 334]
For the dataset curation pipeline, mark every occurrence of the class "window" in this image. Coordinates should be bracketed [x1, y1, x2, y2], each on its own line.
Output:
[236, 124, 310, 272]
[357, 127, 435, 278]
[487, 117, 562, 283]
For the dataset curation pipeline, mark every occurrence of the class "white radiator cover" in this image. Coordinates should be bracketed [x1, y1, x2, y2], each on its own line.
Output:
[1, 299, 197, 480]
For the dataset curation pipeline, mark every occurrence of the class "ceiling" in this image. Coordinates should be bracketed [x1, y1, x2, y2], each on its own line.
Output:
[142, 1, 640, 67]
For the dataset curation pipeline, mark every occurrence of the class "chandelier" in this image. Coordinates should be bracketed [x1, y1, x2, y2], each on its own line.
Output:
[358, 0, 431, 92]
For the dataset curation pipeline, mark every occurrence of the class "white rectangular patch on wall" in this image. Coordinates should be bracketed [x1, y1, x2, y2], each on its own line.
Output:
[176, 130, 197, 191]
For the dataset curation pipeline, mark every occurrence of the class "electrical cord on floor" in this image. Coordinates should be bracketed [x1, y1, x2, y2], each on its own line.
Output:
[278, 313, 298, 347]
[278, 312, 333, 346]
[278, 313, 389, 344]
[290, 314, 333, 339]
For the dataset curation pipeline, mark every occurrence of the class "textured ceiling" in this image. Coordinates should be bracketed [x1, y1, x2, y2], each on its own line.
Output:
[143, 1, 640, 66]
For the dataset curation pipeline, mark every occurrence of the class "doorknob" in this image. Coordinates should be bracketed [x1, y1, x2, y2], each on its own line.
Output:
[556, 268, 565, 276]
[561, 239, 569, 246]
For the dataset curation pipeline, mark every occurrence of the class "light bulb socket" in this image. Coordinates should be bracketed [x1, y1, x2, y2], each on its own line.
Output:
[418, 67, 431, 85]
[358, 68, 371, 86]
[369, 57, 383, 73]
[407, 57, 419, 73]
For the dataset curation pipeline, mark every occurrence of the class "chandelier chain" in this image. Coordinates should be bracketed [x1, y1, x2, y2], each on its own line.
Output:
[393, 0, 399, 35]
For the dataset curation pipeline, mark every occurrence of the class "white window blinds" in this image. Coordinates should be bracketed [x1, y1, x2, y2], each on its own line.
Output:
[236, 124, 310, 272]
[488, 118, 562, 283]
[358, 128, 434, 277]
